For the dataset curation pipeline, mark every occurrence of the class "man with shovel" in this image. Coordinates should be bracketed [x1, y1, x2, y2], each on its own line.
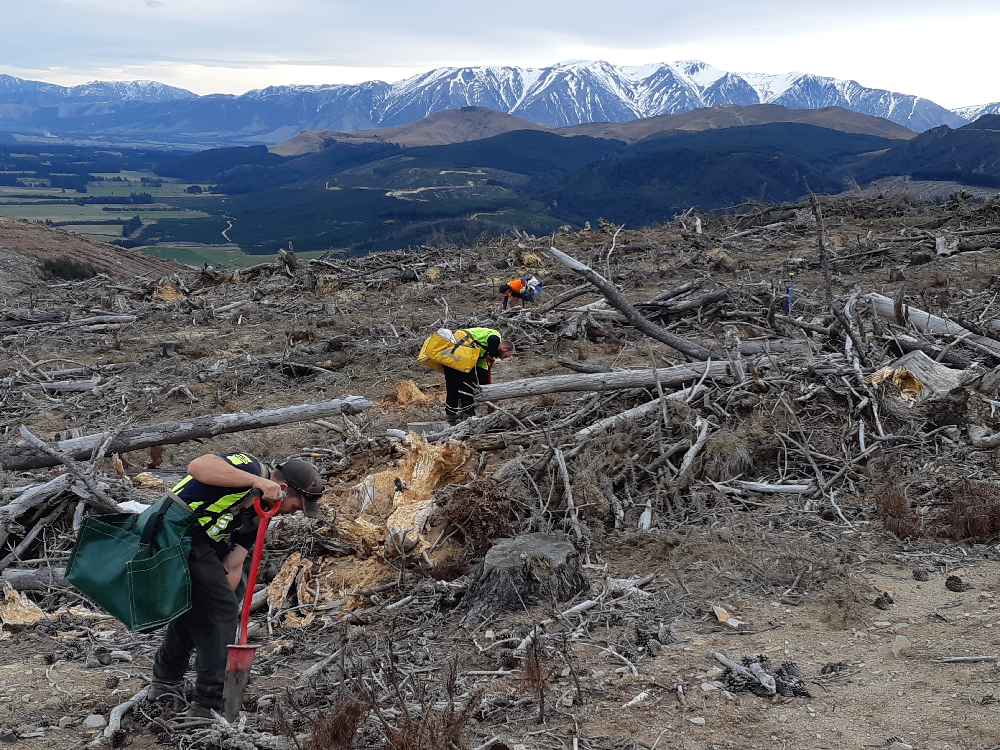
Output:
[150, 452, 323, 720]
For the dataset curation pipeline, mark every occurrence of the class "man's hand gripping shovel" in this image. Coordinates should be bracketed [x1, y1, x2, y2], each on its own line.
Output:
[221, 492, 280, 722]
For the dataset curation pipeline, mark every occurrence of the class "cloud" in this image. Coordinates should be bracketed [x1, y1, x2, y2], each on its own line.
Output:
[0, 1, 998, 107]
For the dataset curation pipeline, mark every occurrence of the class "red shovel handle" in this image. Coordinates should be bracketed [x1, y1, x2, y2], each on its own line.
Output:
[237, 492, 281, 645]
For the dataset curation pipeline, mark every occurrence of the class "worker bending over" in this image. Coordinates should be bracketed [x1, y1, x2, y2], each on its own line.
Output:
[150, 453, 323, 719]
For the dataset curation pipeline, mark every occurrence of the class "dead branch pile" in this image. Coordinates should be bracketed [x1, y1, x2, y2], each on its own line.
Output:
[3, 193, 1000, 746]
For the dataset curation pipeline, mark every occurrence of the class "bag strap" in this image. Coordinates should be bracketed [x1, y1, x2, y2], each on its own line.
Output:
[450, 330, 479, 354]
[139, 496, 174, 546]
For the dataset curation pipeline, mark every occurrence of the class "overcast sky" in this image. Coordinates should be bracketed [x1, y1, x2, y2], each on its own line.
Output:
[1, 0, 997, 109]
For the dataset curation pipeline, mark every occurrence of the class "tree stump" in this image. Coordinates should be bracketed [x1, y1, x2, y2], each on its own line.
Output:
[461, 533, 589, 625]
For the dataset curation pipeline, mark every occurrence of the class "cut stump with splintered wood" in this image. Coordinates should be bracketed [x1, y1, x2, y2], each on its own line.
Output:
[461, 533, 589, 626]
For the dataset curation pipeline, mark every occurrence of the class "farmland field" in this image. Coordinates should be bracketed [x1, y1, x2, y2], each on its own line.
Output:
[0, 203, 210, 221]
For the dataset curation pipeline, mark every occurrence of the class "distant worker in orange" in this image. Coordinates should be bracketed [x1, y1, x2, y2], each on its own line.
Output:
[500, 276, 542, 310]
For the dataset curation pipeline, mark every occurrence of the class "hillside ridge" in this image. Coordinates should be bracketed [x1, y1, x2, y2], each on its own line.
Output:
[272, 103, 915, 155]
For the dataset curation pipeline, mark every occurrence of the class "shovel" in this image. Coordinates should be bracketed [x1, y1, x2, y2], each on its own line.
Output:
[221, 492, 280, 721]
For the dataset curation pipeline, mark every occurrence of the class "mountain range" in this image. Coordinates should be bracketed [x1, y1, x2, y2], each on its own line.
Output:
[0, 60, 992, 148]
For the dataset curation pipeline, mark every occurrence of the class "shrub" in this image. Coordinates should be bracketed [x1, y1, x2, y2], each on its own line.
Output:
[42, 257, 99, 280]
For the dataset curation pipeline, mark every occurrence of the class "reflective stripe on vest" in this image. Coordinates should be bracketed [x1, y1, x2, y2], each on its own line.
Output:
[171, 477, 252, 541]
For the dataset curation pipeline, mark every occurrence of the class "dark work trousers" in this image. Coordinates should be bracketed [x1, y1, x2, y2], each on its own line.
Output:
[444, 364, 490, 422]
[152, 540, 239, 710]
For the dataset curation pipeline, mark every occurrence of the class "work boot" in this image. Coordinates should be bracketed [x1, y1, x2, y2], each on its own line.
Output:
[149, 680, 185, 712]
[165, 703, 218, 731]
[185, 703, 216, 720]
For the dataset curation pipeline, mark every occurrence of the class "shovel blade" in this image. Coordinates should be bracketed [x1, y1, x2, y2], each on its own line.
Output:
[221, 644, 258, 722]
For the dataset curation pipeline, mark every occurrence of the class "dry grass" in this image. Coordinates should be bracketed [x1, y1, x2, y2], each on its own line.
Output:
[432, 478, 513, 550]
[875, 487, 923, 540]
[702, 431, 752, 481]
[944, 481, 1000, 541]
[304, 697, 369, 750]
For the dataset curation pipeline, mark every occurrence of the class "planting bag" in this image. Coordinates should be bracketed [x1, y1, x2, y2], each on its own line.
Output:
[66, 493, 197, 632]
[418, 328, 480, 373]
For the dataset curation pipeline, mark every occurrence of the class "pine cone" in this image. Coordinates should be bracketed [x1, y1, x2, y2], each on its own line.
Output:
[820, 661, 849, 675]
[634, 625, 649, 648]
[912, 568, 929, 582]
[778, 660, 803, 678]
[109, 728, 127, 749]
[498, 649, 516, 670]
[657, 622, 678, 645]
[874, 592, 895, 610]
[723, 670, 752, 693]
[945, 575, 969, 592]
[774, 660, 812, 699]
[105, 675, 120, 689]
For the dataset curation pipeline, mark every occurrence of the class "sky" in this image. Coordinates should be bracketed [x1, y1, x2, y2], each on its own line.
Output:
[1, 0, 998, 109]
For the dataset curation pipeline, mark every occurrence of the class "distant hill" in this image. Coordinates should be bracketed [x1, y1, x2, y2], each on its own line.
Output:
[954, 103, 1000, 121]
[856, 115, 1000, 188]
[272, 107, 552, 155]
[270, 103, 914, 157]
[147, 121, 896, 254]
[560, 104, 915, 143]
[545, 123, 897, 226]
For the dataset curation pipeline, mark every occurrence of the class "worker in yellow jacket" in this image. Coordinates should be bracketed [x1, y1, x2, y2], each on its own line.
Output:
[445, 327, 513, 424]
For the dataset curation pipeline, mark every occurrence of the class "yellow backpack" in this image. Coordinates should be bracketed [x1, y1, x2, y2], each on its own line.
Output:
[418, 329, 480, 373]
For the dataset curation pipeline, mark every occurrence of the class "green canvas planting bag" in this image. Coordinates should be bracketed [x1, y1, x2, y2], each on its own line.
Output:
[66, 493, 197, 632]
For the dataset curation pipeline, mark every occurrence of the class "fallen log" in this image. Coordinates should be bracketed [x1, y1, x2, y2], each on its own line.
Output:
[0, 311, 67, 330]
[556, 358, 614, 374]
[574, 384, 703, 441]
[478, 361, 729, 402]
[863, 293, 1000, 358]
[891, 335, 974, 370]
[649, 279, 703, 303]
[549, 246, 721, 360]
[1, 567, 68, 592]
[0, 396, 374, 471]
[634, 290, 731, 314]
[734, 481, 815, 494]
[969, 425, 1000, 450]
[62, 315, 137, 328]
[531, 284, 596, 315]
[32, 379, 100, 392]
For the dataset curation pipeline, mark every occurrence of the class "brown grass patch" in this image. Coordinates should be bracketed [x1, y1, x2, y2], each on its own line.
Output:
[304, 697, 369, 750]
[875, 487, 923, 539]
[944, 481, 1000, 541]
[432, 478, 513, 551]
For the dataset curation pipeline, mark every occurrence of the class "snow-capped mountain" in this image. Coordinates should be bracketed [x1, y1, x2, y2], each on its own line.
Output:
[953, 103, 1000, 121]
[0, 75, 194, 104]
[367, 60, 965, 132]
[0, 61, 977, 147]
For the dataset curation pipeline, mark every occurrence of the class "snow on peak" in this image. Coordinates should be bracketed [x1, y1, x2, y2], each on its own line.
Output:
[673, 60, 727, 88]
[736, 71, 803, 102]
